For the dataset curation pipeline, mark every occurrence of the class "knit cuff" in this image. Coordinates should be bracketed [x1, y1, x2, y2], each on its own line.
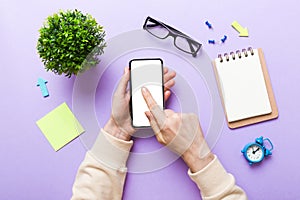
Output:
[90, 129, 133, 172]
[188, 155, 235, 197]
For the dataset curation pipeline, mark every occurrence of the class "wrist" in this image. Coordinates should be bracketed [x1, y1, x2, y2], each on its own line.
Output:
[104, 117, 132, 141]
[182, 146, 214, 173]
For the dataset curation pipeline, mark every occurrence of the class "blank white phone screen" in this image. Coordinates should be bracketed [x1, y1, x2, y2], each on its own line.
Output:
[130, 59, 163, 127]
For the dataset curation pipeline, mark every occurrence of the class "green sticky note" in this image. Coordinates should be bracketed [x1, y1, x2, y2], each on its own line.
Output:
[36, 102, 84, 151]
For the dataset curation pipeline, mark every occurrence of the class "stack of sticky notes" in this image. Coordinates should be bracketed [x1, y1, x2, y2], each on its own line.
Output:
[36, 102, 84, 151]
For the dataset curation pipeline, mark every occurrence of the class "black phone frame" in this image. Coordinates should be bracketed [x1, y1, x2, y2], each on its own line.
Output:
[129, 58, 165, 128]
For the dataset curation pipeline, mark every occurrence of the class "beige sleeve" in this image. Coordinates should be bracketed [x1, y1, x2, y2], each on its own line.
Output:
[188, 155, 247, 200]
[71, 129, 133, 200]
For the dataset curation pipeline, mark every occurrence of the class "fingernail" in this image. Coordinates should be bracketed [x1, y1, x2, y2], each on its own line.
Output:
[142, 87, 147, 93]
[165, 90, 171, 96]
[124, 67, 128, 74]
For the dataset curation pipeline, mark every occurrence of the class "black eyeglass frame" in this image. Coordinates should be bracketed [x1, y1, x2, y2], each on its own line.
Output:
[143, 16, 201, 57]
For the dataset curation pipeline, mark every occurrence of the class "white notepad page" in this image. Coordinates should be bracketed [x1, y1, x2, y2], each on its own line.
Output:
[215, 49, 272, 122]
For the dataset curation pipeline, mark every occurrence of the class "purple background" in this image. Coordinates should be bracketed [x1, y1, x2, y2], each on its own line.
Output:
[1, 0, 299, 199]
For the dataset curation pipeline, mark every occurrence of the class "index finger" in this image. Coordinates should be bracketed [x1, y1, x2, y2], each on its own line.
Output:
[141, 87, 157, 109]
[141, 87, 166, 128]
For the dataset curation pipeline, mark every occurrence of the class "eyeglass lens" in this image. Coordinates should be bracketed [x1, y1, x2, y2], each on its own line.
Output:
[175, 36, 199, 54]
[145, 21, 169, 39]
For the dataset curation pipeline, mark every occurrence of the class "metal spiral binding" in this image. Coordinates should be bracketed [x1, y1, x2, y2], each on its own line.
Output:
[218, 47, 254, 63]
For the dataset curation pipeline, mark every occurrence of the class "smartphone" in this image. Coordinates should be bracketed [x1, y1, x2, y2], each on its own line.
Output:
[129, 58, 164, 128]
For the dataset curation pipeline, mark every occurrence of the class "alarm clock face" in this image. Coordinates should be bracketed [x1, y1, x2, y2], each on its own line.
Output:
[246, 144, 264, 162]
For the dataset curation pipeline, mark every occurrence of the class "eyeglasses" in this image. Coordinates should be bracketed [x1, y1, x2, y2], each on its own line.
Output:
[143, 16, 201, 57]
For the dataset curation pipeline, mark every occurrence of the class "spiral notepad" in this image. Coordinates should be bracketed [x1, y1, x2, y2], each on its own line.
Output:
[213, 48, 278, 129]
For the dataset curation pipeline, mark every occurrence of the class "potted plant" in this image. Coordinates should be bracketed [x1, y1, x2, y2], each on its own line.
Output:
[37, 9, 106, 77]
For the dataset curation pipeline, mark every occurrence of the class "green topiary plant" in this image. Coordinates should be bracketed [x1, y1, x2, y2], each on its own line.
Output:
[37, 9, 106, 77]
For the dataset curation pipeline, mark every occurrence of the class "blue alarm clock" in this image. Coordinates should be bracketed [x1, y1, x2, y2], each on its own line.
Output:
[241, 136, 273, 165]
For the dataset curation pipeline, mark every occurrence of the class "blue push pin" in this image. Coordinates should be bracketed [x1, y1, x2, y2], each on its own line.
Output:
[208, 39, 215, 44]
[205, 21, 213, 29]
[221, 35, 227, 43]
[37, 78, 49, 97]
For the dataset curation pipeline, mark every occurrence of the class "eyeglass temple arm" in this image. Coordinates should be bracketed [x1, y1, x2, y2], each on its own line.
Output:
[165, 24, 189, 37]
[188, 40, 196, 54]
[144, 24, 160, 28]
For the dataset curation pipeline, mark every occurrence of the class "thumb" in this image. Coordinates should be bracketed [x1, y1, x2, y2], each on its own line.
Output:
[115, 67, 130, 95]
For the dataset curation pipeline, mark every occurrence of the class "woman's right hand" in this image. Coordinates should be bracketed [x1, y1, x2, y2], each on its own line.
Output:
[141, 87, 214, 172]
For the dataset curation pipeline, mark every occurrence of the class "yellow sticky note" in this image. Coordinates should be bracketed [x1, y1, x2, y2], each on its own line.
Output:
[36, 102, 84, 151]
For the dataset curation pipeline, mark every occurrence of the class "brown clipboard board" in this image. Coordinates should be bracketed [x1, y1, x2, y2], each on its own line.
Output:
[212, 48, 278, 129]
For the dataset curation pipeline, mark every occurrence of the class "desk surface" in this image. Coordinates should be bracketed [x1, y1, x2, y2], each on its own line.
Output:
[1, 0, 299, 199]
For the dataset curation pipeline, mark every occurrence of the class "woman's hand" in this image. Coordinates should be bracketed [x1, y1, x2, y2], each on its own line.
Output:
[142, 87, 214, 172]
